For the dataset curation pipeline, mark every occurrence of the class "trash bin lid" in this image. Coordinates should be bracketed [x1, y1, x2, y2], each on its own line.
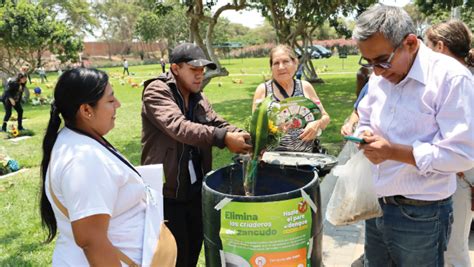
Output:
[262, 151, 337, 172]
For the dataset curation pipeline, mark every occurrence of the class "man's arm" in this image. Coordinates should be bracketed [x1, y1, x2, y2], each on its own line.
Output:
[143, 81, 221, 148]
[143, 81, 251, 154]
[361, 76, 474, 172]
[200, 94, 252, 153]
[411, 76, 474, 174]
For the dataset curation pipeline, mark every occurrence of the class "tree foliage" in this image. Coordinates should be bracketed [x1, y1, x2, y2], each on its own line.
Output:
[135, 11, 161, 43]
[147, 0, 189, 56]
[93, 0, 142, 56]
[0, 0, 82, 75]
[40, 0, 98, 35]
[249, 0, 375, 82]
[415, 0, 474, 32]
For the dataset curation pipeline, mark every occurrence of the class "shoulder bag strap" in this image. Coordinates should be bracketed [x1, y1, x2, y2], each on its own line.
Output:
[48, 172, 139, 267]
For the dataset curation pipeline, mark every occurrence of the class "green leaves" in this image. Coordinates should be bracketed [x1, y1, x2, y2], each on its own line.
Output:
[244, 95, 272, 196]
[250, 95, 272, 160]
[135, 11, 161, 42]
[0, 0, 83, 72]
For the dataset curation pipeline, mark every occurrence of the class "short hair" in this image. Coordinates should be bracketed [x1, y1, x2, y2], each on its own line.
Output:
[424, 20, 472, 59]
[352, 4, 416, 47]
[269, 44, 298, 67]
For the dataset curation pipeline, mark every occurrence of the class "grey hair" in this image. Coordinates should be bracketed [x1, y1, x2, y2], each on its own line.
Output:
[352, 4, 416, 47]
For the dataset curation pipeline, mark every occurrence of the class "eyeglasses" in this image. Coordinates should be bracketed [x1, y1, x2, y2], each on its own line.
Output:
[358, 43, 400, 69]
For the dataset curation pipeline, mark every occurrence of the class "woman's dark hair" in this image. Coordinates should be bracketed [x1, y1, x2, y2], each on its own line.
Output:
[425, 19, 472, 66]
[15, 72, 26, 82]
[40, 68, 109, 242]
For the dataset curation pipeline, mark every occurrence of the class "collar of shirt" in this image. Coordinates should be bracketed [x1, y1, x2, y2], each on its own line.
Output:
[404, 41, 429, 86]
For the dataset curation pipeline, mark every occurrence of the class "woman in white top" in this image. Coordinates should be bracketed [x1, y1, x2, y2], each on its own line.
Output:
[425, 19, 474, 267]
[39, 68, 172, 266]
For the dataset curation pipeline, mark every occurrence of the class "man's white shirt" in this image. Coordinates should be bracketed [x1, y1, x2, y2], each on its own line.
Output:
[356, 42, 474, 200]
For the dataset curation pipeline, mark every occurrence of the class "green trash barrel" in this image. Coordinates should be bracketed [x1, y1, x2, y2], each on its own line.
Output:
[202, 153, 336, 267]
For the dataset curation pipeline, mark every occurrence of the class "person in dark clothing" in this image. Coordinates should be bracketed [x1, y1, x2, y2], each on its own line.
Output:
[141, 43, 252, 267]
[160, 58, 166, 73]
[2, 73, 27, 132]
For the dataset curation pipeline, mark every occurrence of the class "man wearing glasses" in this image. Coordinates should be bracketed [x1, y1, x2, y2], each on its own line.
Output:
[352, 5, 474, 267]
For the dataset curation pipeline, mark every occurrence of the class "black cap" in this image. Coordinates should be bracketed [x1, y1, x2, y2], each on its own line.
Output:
[170, 43, 217, 70]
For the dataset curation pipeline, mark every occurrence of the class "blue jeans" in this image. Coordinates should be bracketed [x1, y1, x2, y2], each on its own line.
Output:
[364, 197, 453, 267]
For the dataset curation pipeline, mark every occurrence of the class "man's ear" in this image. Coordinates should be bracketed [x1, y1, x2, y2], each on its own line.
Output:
[170, 63, 179, 76]
[405, 34, 419, 53]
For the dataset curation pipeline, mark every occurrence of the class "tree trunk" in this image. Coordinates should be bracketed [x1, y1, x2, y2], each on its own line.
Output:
[36, 49, 43, 68]
[106, 40, 112, 60]
[184, 0, 248, 89]
[200, 17, 229, 88]
[301, 29, 323, 84]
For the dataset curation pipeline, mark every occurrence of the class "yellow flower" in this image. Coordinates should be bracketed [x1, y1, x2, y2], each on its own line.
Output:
[268, 120, 278, 134]
[10, 126, 19, 137]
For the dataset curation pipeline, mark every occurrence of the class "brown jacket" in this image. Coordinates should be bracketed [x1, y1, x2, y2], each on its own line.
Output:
[141, 72, 240, 201]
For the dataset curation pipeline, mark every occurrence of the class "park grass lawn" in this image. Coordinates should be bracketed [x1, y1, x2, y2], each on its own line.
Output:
[0, 56, 359, 266]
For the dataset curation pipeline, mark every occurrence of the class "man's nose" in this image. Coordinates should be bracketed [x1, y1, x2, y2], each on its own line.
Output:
[373, 66, 385, 76]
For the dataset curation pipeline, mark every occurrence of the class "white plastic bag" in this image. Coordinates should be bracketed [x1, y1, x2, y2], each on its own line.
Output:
[325, 150, 382, 226]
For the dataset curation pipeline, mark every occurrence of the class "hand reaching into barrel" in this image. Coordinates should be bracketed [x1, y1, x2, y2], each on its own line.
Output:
[225, 132, 252, 154]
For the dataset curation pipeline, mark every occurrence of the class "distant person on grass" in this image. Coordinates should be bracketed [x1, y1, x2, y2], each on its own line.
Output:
[39, 68, 175, 266]
[123, 58, 129, 76]
[425, 19, 474, 267]
[160, 58, 166, 73]
[141, 43, 252, 267]
[38, 66, 48, 83]
[353, 5, 474, 266]
[2, 73, 27, 132]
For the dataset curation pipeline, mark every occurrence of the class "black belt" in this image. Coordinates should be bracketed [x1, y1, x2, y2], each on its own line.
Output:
[380, 195, 450, 206]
